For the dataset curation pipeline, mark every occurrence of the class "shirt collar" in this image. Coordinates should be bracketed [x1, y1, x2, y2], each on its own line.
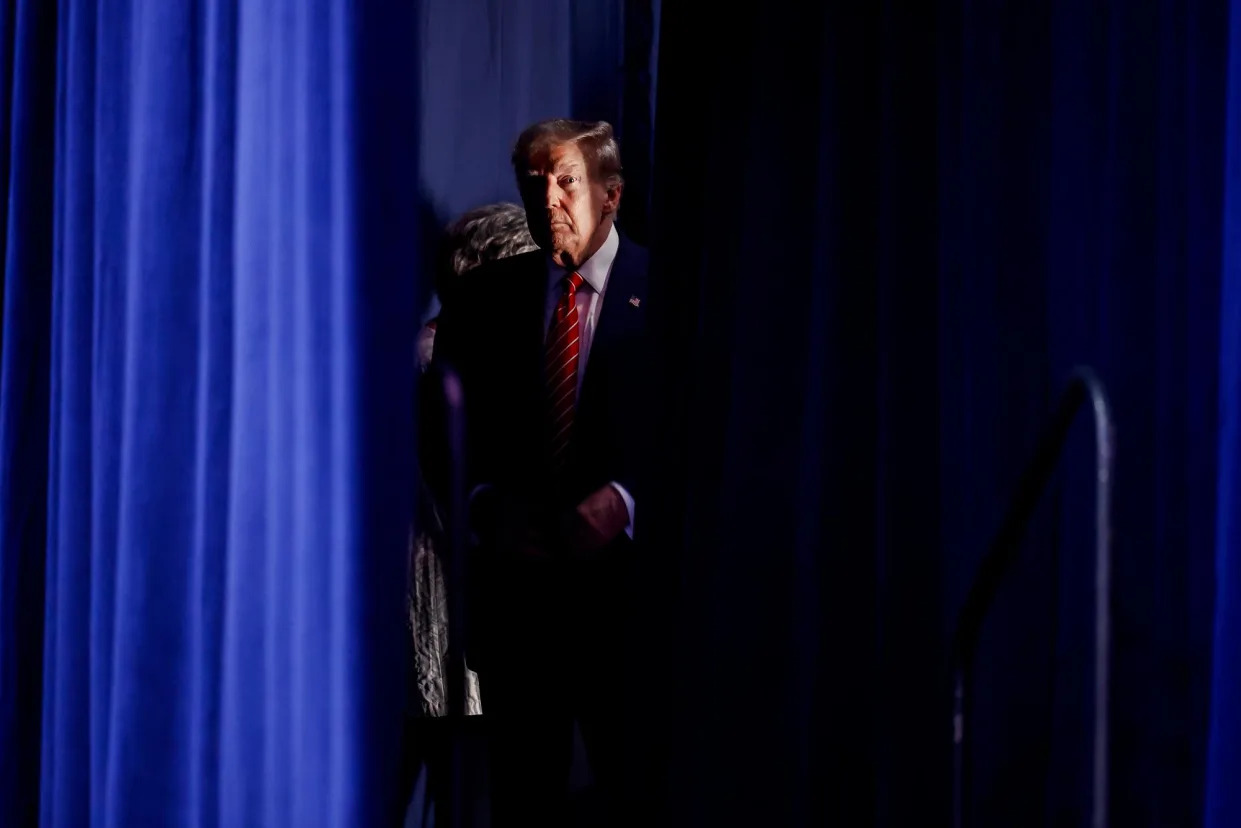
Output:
[547, 223, 619, 294]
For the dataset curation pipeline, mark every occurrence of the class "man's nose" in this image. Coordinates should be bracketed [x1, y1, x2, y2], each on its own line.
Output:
[544, 181, 561, 209]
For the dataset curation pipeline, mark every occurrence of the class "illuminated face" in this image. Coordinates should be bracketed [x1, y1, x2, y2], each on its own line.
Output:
[519, 141, 621, 269]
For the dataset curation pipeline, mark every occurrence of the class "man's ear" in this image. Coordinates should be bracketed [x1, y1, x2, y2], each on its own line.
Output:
[602, 181, 624, 216]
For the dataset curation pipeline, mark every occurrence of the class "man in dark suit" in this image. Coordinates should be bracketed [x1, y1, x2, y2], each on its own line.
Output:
[430, 119, 651, 826]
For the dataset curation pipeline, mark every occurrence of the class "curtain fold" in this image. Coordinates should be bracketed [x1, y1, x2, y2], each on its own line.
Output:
[0, 1, 57, 826]
[1207, 1, 1241, 823]
[7, 1, 419, 824]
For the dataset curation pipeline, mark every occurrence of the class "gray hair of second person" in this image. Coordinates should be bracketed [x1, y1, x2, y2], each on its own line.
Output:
[436, 201, 537, 292]
[510, 119, 624, 189]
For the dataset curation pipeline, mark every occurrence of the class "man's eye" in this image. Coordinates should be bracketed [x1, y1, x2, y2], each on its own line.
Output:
[560, 176, 578, 186]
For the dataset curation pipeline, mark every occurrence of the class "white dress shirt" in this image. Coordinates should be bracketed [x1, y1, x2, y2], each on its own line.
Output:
[543, 224, 635, 538]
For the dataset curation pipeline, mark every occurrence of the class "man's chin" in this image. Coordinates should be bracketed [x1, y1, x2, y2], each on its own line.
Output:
[549, 241, 580, 269]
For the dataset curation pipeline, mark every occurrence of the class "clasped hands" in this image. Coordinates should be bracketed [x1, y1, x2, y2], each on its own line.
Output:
[470, 484, 629, 561]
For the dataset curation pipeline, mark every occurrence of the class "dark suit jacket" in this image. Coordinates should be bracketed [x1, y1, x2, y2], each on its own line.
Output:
[429, 231, 652, 527]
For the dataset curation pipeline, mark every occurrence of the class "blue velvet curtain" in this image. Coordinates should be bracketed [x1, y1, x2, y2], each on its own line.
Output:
[648, 0, 1241, 825]
[1207, 2, 1241, 824]
[2, 0, 420, 825]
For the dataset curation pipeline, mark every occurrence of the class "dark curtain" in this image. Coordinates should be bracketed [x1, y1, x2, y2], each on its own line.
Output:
[649, 1, 1240, 826]
[648, 4, 938, 824]
[0, 2, 56, 827]
[2, 0, 420, 824]
[941, 3, 1229, 824]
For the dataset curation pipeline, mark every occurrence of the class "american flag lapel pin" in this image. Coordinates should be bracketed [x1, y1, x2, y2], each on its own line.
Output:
[629, 295, 641, 308]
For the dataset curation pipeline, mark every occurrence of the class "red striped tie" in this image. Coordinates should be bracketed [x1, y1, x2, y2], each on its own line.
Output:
[545, 272, 584, 476]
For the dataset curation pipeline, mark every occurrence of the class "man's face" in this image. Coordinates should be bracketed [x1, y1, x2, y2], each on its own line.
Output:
[519, 142, 620, 269]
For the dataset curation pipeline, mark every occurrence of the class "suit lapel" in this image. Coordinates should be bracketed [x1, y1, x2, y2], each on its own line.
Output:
[581, 234, 645, 409]
[591, 234, 645, 353]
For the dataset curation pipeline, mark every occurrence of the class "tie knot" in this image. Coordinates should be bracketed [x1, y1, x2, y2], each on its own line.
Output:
[564, 272, 584, 294]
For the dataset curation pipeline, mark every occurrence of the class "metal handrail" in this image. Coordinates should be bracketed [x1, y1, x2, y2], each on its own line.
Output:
[950, 368, 1114, 828]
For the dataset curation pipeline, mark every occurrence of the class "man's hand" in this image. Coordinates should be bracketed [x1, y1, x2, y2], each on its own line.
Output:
[561, 484, 630, 557]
